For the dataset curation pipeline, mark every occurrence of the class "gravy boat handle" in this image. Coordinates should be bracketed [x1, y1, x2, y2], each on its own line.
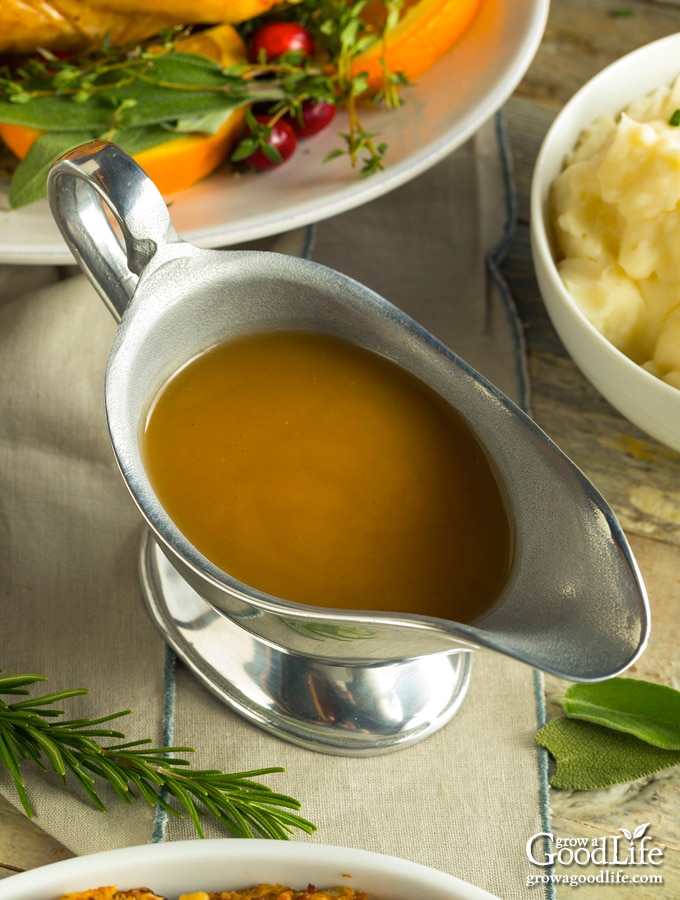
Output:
[47, 140, 183, 321]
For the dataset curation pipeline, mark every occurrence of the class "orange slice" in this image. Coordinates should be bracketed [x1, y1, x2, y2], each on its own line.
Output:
[354, 0, 483, 88]
[0, 122, 43, 159]
[165, 20, 248, 61]
[0, 24, 247, 196]
[131, 112, 244, 195]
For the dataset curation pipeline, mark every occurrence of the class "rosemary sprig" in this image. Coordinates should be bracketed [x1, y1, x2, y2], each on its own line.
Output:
[0, 2, 410, 206]
[0, 671, 316, 840]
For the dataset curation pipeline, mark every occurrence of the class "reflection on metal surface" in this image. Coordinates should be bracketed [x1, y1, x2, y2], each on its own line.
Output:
[140, 533, 472, 755]
[279, 619, 381, 642]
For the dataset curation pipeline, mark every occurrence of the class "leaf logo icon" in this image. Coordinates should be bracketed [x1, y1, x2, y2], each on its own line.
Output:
[619, 824, 650, 842]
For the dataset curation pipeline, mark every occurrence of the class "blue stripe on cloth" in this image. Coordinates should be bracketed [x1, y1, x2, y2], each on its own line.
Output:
[301, 224, 315, 260]
[533, 670, 557, 900]
[491, 107, 555, 900]
[487, 110, 532, 417]
[152, 643, 177, 842]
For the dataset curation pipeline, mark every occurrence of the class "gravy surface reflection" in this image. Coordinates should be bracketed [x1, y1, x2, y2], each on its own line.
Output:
[142, 331, 511, 621]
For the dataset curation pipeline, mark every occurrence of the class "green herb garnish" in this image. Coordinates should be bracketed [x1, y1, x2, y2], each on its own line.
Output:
[0, 1, 409, 206]
[536, 717, 680, 791]
[561, 678, 680, 749]
[537, 678, 680, 791]
[0, 671, 315, 839]
[669, 109, 680, 127]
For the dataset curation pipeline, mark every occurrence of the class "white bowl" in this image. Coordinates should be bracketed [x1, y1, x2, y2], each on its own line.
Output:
[530, 32, 680, 453]
[0, 840, 500, 900]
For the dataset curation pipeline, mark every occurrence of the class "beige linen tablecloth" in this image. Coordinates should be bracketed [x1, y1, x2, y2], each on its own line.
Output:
[0, 115, 550, 900]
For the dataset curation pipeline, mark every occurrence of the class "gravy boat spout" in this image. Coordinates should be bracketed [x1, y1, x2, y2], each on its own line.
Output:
[47, 141, 649, 755]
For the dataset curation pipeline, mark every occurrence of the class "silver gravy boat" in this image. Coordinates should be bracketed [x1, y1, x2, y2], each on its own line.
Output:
[47, 141, 649, 755]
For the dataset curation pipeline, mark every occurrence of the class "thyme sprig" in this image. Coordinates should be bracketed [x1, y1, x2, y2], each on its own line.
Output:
[0, 671, 315, 840]
[0, 1, 410, 206]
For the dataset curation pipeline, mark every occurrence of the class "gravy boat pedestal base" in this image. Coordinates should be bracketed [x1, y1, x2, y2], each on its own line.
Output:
[140, 532, 473, 755]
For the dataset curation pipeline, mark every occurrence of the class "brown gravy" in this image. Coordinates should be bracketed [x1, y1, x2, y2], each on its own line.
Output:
[142, 331, 511, 621]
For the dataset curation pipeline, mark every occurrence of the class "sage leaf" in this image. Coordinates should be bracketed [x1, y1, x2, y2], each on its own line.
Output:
[7, 124, 185, 208]
[536, 718, 680, 790]
[0, 86, 235, 133]
[9, 130, 95, 208]
[0, 95, 114, 132]
[562, 678, 680, 750]
[0, 54, 245, 134]
[111, 125, 184, 156]
[171, 108, 236, 136]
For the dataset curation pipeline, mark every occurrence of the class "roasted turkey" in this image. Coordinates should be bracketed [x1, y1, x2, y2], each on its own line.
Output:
[0, 0, 285, 54]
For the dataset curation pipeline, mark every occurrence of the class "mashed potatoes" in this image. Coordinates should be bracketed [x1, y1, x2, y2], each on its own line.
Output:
[550, 76, 680, 390]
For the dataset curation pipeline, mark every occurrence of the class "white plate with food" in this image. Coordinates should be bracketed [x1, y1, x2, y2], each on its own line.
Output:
[0, 0, 548, 266]
[0, 839, 501, 899]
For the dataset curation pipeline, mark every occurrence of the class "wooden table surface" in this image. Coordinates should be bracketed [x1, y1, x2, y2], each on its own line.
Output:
[2, 1, 680, 896]
[504, 0, 680, 896]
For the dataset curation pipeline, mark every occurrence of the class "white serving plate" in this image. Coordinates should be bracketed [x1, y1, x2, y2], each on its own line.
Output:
[0, 840, 501, 900]
[0, 0, 548, 265]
